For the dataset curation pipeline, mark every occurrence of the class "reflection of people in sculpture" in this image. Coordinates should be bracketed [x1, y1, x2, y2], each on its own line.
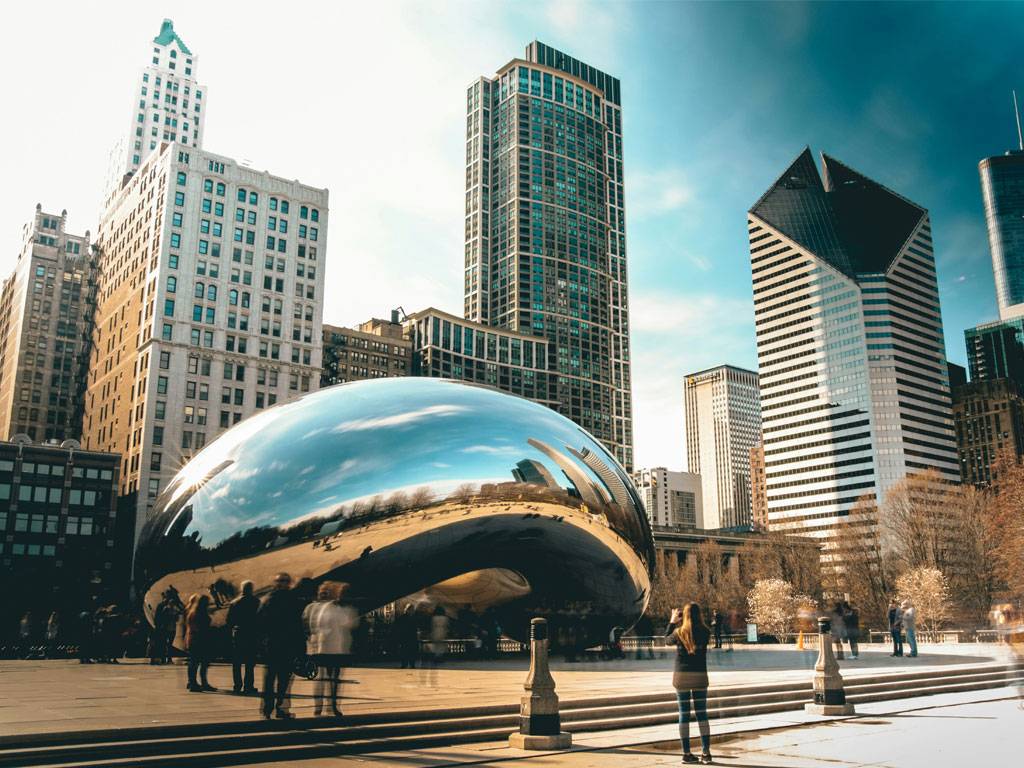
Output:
[395, 604, 419, 669]
[303, 581, 358, 718]
[185, 595, 216, 692]
[421, 606, 449, 688]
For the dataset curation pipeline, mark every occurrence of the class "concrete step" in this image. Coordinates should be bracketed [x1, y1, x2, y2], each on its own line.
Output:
[2, 664, 1019, 768]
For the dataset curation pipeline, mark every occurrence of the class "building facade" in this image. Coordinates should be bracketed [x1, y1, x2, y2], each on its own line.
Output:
[631, 467, 702, 528]
[105, 19, 206, 202]
[405, 307, 559, 410]
[952, 378, 1024, 486]
[465, 42, 633, 470]
[82, 142, 327, 538]
[749, 441, 768, 531]
[748, 148, 958, 541]
[0, 207, 97, 442]
[979, 151, 1024, 321]
[684, 365, 761, 530]
[0, 440, 126, 629]
[965, 318, 1024, 385]
[321, 315, 411, 387]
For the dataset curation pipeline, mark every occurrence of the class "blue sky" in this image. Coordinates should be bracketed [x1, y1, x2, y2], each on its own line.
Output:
[0, 1, 1015, 469]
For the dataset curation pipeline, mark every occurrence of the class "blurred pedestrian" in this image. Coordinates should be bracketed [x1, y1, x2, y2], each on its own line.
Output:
[185, 595, 216, 692]
[258, 572, 303, 719]
[667, 603, 713, 764]
[151, 591, 179, 665]
[303, 582, 358, 717]
[77, 605, 94, 664]
[227, 581, 260, 694]
[45, 611, 61, 658]
[711, 610, 724, 650]
[830, 602, 846, 660]
[422, 606, 449, 688]
[635, 613, 656, 660]
[843, 601, 860, 660]
[19, 612, 35, 658]
[901, 600, 918, 658]
[394, 603, 419, 669]
[888, 599, 903, 657]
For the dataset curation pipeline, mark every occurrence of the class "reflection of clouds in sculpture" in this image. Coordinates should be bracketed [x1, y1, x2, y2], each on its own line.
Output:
[136, 379, 654, 644]
[332, 404, 468, 433]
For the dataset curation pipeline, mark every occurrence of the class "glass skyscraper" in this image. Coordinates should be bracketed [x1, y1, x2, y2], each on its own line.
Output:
[464, 42, 632, 470]
[748, 149, 958, 540]
[979, 151, 1024, 320]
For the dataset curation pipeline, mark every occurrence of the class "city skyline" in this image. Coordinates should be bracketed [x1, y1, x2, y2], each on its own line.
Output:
[0, 1, 1018, 470]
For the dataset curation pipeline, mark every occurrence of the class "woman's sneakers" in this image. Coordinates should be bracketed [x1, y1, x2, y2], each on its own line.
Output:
[700, 753, 714, 764]
[682, 754, 699, 764]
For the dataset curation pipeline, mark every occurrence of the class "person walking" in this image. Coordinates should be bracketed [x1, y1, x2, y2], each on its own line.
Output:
[843, 601, 860, 660]
[394, 603, 419, 669]
[901, 600, 918, 658]
[711, 610, 724, 650]
[830, 602, 846, 660]
[45, 611, 61, 658]
[151, 592, 178, 665]
[888, 599, 904, 657]
[668, 603, 713, 764]
[185, 595, 216, 692]
[258, 572, 303, 719]
[303, 582, 358, 717]
[422, 606, 450, 688]
[227, 581, 260, 694]
[19, 612, 36, 659]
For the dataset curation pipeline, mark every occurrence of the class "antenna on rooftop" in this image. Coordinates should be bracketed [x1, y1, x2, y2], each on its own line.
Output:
[1014, 90, 1023, 151]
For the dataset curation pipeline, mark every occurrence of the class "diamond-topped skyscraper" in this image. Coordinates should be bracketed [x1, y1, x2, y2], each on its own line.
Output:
[465, 42, 633, 470]
[747, 149, 958, 540]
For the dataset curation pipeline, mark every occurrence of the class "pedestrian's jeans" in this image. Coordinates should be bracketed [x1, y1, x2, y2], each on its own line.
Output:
[905, 627, 918, 656]
[262, 659, 292, 715]
[676, 688, 711, 754]
[890, 628, 903, 655]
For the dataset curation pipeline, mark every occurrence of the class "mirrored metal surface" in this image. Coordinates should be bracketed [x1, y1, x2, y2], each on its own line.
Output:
[135, 378, 654, 644]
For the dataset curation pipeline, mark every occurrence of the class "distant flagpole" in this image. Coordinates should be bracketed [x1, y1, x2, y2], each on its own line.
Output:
[1014, 90, 1023, 151]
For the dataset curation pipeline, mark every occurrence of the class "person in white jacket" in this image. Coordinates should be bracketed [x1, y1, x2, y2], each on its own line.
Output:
[303, 582, 359, 717]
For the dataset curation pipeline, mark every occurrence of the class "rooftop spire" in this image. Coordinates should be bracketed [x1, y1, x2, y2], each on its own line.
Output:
[153, 18, 192, 55]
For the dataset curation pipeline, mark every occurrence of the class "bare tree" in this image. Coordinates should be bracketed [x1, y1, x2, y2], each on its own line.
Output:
[896, 567, 951, 634]
[823, 495, 893, 627]
[989, 452, 1024, 607]
[746, 579, 816, 639]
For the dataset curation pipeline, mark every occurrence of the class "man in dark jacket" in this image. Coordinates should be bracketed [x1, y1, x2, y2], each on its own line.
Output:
[228, 581, 260, 694]
[258, 573, 303, 718]
[888, 599, 903, 657]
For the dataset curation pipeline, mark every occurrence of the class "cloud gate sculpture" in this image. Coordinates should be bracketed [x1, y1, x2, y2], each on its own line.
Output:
[135, 378, 654, 645]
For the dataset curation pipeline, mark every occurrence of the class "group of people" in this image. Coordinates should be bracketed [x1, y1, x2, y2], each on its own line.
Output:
[16, 604, 142, 662]
[888, 598, 918, 657]
[178, 573, 359, 719]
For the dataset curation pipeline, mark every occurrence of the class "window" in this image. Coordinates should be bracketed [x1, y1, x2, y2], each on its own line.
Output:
[157, 376, 168, 394]
[166, 276, 177, 293]
[163, 299, 175, 317]
[176, 172, 187, 185]
[203, 179, 213, 193]
[170, 233, 181, 248]
[237, 188, 246, 202]
[207, 285, 217, 301]
[161, 323, 173, 341]
[155, 400, 166, 419]
[175, 192, 185, 206]
[159, 351, 171, 369]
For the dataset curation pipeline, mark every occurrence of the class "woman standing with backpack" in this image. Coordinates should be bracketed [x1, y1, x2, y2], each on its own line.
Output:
[667, 603, 713, 764]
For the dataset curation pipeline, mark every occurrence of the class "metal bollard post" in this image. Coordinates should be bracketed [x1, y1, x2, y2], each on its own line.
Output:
[508, 617, 572, 750]
[804, 616, 855, 715]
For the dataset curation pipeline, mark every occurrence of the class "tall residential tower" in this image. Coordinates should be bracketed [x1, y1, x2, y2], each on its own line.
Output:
[684, 365, 761, 530]
[465, 42, 633, 469]
[979, 151, 1024, 321]
[747, 149, 958, 540]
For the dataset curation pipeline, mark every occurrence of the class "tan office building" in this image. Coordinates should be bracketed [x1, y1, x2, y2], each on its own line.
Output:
[0, 206, 97, 442]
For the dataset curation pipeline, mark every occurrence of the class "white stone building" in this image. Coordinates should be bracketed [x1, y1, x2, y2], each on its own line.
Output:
[632, 467, 703, 528]
[104, 20, 207, 205]
[82, 142, 327, 539]
[684, 365, 761, 530]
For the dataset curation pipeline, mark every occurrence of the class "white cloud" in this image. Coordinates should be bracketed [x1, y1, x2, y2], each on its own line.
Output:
[628, 168, 696, 219]
[461, 444, 520, 455]
[629, 291, 752, 336]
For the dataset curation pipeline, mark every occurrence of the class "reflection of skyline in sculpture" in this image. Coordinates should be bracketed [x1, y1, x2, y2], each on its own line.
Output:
[511, 459, 559, 489]
[135, 379, 653, 646]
